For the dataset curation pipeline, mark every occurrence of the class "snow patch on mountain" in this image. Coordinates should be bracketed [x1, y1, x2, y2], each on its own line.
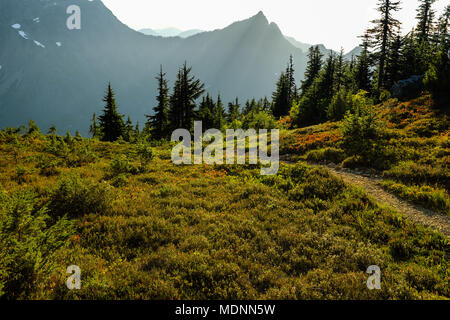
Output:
[18, 31, 28, 39]
[34, 41, 45, 48]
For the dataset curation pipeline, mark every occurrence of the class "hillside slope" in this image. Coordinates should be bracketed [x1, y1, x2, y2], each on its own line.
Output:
[0, 0, 307, 133]
[0, 126, 449, 299]
[281, 95, 450, 216]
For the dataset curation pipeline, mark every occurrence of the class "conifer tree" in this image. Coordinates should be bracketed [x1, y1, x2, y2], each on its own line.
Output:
[48, 125, 57, 136]
[385, 33, 403, 88]
[134, 122, 141, 141]
[98, 83, 125, 142]
[272, 56, 297, 118]
[169, 62, 205, 131]
[334, 48, 345, 92]
[198, 94, 216, 130]
[286, 55, 297, 102]
[416, 0, 436, 43]
[124, 116, 133, 142]
[366, 0, 402, 90]
[424, 5, 450, 102]
[215, 94, 226, 129]
[146, 65, 169, 140]
[355, 32, 373, 92]
[271, 71, 290, 118]
[89, 113, 99, 138]
[227, 98, 240, 122]
[300, 46, 323, 95]
[317, 52, 336, 102]
[400, 32, 421, 78]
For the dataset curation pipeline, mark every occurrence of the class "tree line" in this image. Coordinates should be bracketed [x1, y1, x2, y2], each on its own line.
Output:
[91, 0, 449, 142]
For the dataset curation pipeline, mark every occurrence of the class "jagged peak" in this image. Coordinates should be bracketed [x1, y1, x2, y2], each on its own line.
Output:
[250, 11, 269, 24]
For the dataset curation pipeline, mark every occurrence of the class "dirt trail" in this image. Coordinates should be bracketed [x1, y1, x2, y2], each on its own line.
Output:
[282, 158, 450, 237]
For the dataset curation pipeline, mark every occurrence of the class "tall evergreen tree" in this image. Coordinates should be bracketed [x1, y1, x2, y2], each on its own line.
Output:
[198, 94, 216, 130]
[146, 65, 169, 140]
[317, 52, 336, 102]
[215, 94, 226, 129]
[366, 0, 402, 90]
[424, 5, 450, 102]
[400, 31, 421, 78]
[300, 46, 323, 95]
[385, 32, 403, 88]
[124, 116, 133, 142]
[334, 48, 345, 92]
[355, 32, 373, 92]
[89, 113, 99, 138]
[416, 0, 436, 42]
[98, 83, 125, 142]
[272, 56, 297, 118]
[227, 98, 241, 122]
[271, 71, 290, 118]
[287, 55, 297, 102]
[48, 125, 57, 136]
[169, 62, 205, 131]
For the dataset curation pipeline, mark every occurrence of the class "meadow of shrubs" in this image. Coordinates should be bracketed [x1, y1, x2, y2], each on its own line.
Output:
[281, 94, 450, 215]
[0, 114, 448, 300]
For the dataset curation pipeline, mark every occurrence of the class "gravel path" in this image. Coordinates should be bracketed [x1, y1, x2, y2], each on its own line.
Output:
[282, 158, 450, 238]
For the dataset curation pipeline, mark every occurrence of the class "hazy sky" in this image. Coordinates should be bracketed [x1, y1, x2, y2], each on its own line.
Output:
[101, 0, 449, 52]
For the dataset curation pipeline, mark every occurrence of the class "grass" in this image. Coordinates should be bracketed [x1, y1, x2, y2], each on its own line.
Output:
[380, 180, 450, 216]
[0, 126, 449, 300]
[280, 95, 450, 214]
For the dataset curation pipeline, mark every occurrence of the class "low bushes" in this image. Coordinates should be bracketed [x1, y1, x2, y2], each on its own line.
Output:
[384, 162, 450, 191]
[381, 180, 450, 215]
[306, 148, 346, 164]
[0, 191, 74, 299]
[48, 174, 113, 218]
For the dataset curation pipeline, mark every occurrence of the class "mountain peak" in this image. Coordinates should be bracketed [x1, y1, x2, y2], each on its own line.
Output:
[250, 11, 269, 24]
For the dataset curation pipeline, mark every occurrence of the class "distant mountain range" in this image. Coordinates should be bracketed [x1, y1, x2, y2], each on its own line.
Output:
[0, 0, 360, 134]
[137, 28, 362, 59]
[285, 36, 362, 60]
[138, 27, 205, 38]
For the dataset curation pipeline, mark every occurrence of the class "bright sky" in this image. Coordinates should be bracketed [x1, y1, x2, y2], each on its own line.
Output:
[101, 0, 449, 52]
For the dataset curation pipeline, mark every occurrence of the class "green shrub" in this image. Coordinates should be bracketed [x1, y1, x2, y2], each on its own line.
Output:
[48, 174, 113, 218]
[306, 148, 346, 164]
[242, 111, 277, 130]
[14, 166, 33, 184]
[381, 180, 450, 215]
[340, 104, 389, 168]
[327, 89, 353, 121]
[389, 238, 414, 261]
[112, 174, 129, 188]
[0, 191, 74, 299]
[342, 156, 365, 169]
[384, 161, 450, 191]
[65, 144, 98, 167]
[109, 156, 139, 177]
[135, 144, 154, 164]
[37, 160, 60, 177]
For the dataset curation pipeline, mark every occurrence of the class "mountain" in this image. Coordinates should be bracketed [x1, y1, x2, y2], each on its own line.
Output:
[0, 1, 307, 134]
[344, 46, 363, 60]
[139, 27, 204, 38]
[138, 27, 182, 37]
[178, 29, 204, 38]
[285, 36, 362, 60]
[285, 36, 313, 53]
